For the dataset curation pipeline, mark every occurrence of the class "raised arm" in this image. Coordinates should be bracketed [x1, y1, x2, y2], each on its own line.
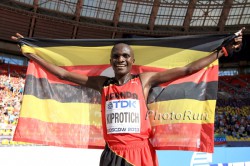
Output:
[140, 28, 244, 97]
[11, 33, 107, 92]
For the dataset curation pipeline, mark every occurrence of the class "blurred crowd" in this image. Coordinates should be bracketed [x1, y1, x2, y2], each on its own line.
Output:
[215, 75, 250, 140]
[0, 64, 26, 144]
[215, 104, 250, 140]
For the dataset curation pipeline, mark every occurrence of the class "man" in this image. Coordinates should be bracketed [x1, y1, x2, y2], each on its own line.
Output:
[12, 30, 243, 166]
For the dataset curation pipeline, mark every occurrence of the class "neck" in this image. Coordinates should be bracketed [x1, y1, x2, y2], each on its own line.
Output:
[114, 73, 132, 85]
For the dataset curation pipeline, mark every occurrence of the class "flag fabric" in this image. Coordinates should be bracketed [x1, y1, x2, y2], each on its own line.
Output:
[14, 35, 227, 152]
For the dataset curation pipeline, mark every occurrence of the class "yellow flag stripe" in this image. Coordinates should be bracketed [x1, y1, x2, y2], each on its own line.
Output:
[21, 95, 215, 125]
[20, 95, 102, 126]
[147, 99, 216, 125]
[21, 45, 217, 68]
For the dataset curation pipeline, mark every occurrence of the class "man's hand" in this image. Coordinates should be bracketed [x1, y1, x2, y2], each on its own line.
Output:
[11, 33, 37, 57]
[11, 33, 25, 53]
[11, 33, 24, 42]
[223, 27, 245, 56]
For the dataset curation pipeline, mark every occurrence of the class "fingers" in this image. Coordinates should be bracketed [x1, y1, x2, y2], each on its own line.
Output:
[224, 28, 244, 54]
[16, 33, 24, 38]
[11, 33, 24, 41]
[11, 36, 18, 41]
[233, 29, 243, 46]
[11, 33, 25, 51]
[233, 38, 242, 50]
[231, 35, 243, 52]
[235, 27, 245, 36]
[233, 43, 241, 49]
[234, 36, 242, 43]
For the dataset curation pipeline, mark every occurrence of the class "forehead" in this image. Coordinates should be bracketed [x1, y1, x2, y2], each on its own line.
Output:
[111, 43, 132, 54]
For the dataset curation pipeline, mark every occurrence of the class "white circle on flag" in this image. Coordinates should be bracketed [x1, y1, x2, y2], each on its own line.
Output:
[100, 67, 115, 77]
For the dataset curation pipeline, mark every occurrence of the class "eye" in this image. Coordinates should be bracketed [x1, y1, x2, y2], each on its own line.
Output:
[123, 53, 130, 58]
[112, 54, 119, 59]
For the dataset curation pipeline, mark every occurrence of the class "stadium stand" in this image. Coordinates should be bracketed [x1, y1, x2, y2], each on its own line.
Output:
[216, 75, 250, 142]
[0, 64, 26, 145]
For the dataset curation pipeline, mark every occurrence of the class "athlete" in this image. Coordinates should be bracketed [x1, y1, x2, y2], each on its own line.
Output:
[12, 29, 243, 166]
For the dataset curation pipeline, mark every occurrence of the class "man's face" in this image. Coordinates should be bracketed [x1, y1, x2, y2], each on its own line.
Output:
[110, 43, 135, 76]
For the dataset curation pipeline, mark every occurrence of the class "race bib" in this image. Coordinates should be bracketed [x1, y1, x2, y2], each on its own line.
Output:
[106, 99, 140, 134]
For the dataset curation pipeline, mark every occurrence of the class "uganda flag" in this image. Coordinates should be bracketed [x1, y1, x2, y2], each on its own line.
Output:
[14, 35, 227, 152]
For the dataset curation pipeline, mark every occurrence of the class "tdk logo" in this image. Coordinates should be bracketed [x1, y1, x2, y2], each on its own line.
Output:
[107, 102, 113, 109]
[107, 100, 137, 110]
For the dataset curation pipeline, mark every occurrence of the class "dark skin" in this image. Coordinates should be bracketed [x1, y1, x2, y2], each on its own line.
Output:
[11, 30, 243, 100]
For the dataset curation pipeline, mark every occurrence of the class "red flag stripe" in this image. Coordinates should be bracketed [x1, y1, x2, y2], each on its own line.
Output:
[13, 117, 105, 149]
[26, 62, 218, 86]
[152, 123, 214, 152]
[14, 117, 213, 152]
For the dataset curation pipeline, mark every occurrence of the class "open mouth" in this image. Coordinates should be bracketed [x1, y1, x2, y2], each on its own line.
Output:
[115, 64, 126, 69]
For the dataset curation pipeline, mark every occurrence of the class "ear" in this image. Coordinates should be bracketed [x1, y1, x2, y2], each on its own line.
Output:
[133, 58, 135, 63]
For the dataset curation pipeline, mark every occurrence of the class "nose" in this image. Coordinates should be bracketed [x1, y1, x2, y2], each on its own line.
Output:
[117, 55, 124, 62]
